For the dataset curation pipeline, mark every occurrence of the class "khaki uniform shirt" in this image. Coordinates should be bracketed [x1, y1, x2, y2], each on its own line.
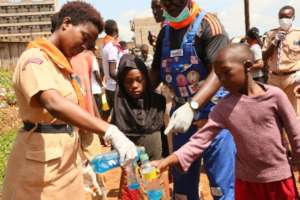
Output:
[2, 48, 85, 200]
[263, 28, 300, 73]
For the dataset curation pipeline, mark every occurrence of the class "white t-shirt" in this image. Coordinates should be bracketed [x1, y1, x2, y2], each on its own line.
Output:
[140, 54, 153, 70]
[250, 44, 264, 78]
[91, 56, 102, 95]
[102, 42, 120, 91]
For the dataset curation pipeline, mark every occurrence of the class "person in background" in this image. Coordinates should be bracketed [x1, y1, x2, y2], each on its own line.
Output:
[139, 44, 153, 70]
[148, 0, 165, 48]
[90, 50, 104, 117]
[152, 0, 164, 24]
[72, 49, 108, 198]
[150, 0, 236, 199]
[2, 2, 136, 200]
[246, 27, 265, 83]
[71, 48, 97, 120]
[263, 5, 300, 117]
[102, 19, 121, 120]
[148, 0, 167, 48]
[79, 47, 108, 199]
[120, 41, 129, 55]
[70, 45, 105, 159]
[154, 44, 300, 200]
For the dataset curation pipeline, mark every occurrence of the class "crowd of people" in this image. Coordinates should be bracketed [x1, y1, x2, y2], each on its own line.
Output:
[2, 0, 300, 200]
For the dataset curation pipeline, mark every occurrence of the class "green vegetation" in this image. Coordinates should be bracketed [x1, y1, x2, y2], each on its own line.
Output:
[0, 69, 18, 187]
[0, 69, 13, 91]
[0, 69, 16, 105]
[0, 128, 17, 188]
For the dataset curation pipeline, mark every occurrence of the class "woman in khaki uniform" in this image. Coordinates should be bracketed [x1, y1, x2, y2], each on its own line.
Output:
[2, 2, 137, 200]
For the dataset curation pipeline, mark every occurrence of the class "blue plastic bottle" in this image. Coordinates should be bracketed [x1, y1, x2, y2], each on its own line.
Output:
[91, 150, 120, 173]
[91, 146, 145, 174]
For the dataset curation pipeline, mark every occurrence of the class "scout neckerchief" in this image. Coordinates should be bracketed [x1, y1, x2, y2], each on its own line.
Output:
[27, 38, 85, 107]
[103, 35, 122, 51]
[103, 35, 116, 45]
[168, 2, 201, 30]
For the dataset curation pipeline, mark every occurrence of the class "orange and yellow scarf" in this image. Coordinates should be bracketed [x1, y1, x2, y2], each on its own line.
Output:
[27, 38, 85, 107]
[103, 35, 119, 46]
[169, 2, 201, 30]
[103, 35, 122, 52]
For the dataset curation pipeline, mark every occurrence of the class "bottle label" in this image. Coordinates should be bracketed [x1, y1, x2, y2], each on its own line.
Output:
[142, 168, 158, 181]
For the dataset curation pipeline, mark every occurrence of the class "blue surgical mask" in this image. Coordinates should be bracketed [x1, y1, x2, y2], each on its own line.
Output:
[163, 6, 190, 23]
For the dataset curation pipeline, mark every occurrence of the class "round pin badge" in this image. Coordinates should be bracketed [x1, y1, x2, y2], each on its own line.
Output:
[187, 70, 200, 84]
[165, 74, 173, 83]
[176, 74, 188, 87]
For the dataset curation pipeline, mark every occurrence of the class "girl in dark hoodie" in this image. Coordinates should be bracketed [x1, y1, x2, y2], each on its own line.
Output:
[112, 54, 166, 160]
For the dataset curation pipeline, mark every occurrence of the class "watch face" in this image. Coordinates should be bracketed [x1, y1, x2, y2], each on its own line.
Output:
[190, 101, 199, 110]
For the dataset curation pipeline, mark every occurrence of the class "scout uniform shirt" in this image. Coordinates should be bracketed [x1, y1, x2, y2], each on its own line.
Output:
[2, 48, 85, 200]
[263, 28, 300, 116]
[263, 28, 300, 73]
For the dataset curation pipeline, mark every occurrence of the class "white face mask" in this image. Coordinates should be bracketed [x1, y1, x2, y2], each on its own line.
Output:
[279, 18, 293, 30]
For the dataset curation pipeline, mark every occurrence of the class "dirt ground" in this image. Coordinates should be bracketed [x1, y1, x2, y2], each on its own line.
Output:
[93, 167, 213, 200]
[98, 168, 300, 200]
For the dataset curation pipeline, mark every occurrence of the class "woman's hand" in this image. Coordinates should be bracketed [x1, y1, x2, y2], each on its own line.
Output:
[104, 125, 137, 165]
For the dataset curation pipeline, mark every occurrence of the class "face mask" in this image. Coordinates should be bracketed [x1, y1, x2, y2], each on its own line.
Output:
[279, 18, 293, 30]
[163, 6, 190, 23]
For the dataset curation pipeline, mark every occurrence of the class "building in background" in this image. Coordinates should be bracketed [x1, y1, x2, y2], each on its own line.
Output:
[130, 17, 161, 54]
[0, 0, 58, 69]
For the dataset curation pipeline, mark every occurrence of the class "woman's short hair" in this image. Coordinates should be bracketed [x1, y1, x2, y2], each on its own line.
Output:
[52, 1, 104, 33]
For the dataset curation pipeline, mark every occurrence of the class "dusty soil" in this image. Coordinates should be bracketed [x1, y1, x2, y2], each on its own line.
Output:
[93, 168, 213, 200]
[100, 169, 300, 200]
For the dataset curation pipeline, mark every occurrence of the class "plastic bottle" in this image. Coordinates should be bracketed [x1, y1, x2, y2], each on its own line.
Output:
[91, 146, 145, 174]
[140, 153, 164, 200]
[125, 161, 140, 190]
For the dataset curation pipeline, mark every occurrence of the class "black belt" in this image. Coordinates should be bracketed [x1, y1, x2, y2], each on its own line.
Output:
[271, 70, 297, 76]
[23, 122, 73, 134]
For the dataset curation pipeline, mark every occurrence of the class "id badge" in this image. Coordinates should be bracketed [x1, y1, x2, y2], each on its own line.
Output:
[170, 49, 183, 57]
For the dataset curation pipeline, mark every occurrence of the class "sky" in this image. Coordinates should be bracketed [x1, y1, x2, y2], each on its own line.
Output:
[58, 0, 300, 41]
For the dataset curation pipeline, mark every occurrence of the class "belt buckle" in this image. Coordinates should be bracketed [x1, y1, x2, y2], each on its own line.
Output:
[24, 122, 38, 132]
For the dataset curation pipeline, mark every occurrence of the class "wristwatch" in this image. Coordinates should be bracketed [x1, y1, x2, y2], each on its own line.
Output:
[189, 100, 199, 111]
